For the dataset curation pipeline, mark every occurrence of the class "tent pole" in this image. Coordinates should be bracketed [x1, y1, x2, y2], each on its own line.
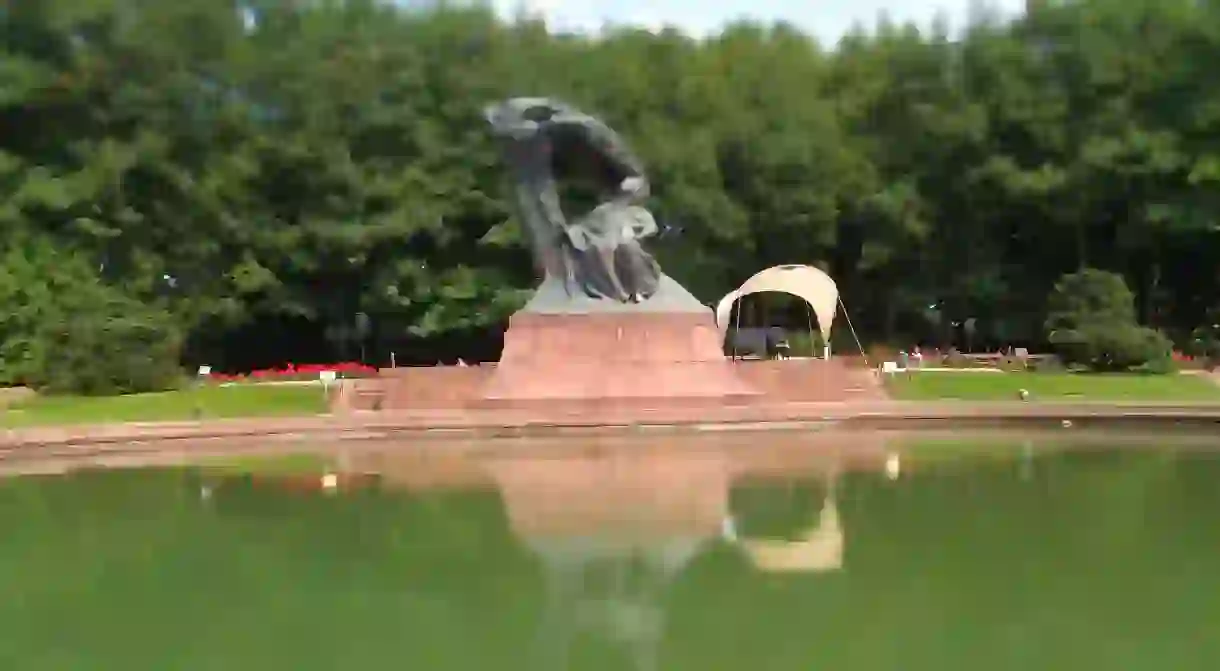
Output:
[838, 296, 868, 368]
[733, 295, 744, 361]
[804, 301, 816, 359]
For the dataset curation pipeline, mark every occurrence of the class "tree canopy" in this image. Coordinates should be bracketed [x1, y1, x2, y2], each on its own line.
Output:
[3, 0, 1220, 371]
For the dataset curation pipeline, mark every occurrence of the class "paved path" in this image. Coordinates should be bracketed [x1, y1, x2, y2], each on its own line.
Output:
[3, 400, 1218, 452]
[1, 399, 1218, 478]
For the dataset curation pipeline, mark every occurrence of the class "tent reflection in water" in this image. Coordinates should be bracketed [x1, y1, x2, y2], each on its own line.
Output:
[715, 264, 841, 359]
[731, 477, 843, 574]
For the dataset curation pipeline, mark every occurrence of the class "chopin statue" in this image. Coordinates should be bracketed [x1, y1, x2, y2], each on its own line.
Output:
[485, 97, 665, 305]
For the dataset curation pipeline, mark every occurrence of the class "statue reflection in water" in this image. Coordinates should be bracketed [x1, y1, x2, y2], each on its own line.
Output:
[187, 444, 853, 671]
[485, 453, 844, 671]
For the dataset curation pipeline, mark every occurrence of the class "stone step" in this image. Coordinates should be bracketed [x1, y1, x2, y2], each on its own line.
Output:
[333, 357, 888, 414]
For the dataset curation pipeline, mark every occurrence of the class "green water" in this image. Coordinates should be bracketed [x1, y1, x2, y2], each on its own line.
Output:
[1, 442, 1218, 670]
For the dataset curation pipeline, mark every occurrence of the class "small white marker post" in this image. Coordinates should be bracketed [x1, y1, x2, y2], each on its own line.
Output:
[194, 366, 211, 419]
[320, 370, 337, 403]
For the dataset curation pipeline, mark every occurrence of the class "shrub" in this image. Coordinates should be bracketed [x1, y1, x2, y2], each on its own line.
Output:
[0, 238, 184, 395]
[1049, 324, 1172, 373]
[1044, 269, 1173, 373]
[33, 296, 183, 396]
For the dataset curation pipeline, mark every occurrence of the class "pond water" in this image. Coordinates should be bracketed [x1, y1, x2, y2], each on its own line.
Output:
[1, 435, 1218, 670]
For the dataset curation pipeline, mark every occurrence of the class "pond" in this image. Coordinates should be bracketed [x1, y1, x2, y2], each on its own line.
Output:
[1, 433, 1218, 670]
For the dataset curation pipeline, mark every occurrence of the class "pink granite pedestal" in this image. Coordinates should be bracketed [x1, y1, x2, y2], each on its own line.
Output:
[479, 311, 761, 408]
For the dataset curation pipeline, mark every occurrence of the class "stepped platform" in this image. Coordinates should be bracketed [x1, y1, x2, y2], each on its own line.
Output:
[336, 358, 884, 414]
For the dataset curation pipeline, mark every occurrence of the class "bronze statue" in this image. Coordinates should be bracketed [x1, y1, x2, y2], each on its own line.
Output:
[485, 97, 663, 304]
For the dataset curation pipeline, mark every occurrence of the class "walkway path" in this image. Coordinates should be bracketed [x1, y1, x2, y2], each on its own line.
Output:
[3, 399, 1218, 451]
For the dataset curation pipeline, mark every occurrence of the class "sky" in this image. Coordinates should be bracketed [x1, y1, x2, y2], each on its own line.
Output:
[489, 0, 1028, 45]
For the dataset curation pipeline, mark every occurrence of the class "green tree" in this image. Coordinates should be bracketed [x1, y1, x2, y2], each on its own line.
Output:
[6, 0, 1220, 373]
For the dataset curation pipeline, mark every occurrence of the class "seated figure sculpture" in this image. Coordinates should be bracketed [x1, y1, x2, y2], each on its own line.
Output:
[485, 97, 663, 303]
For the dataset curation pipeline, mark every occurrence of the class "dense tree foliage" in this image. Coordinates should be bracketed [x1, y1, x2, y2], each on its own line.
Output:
[3, 0, 1220, 375]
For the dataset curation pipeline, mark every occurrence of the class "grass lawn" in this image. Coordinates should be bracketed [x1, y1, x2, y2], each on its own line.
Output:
[886, 371, 1220, 402]
[0, 384, 330, 428]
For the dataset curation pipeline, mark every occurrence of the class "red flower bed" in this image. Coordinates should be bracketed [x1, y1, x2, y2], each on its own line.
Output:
[1172, 350, 1205, 369]
[208, 362, 378, 383]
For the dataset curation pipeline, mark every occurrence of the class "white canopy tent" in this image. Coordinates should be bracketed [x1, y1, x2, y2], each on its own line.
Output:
[716, 265, 839, 340]
[716, 264, 839, 355]
[714, 264, 867, 361]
